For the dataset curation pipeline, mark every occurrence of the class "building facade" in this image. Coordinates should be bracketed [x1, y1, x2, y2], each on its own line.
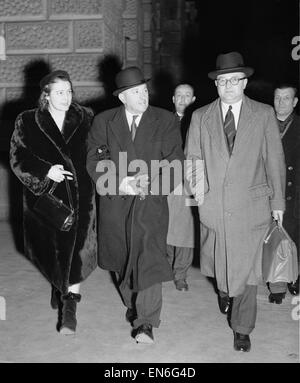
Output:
[0, 0, 195, 220]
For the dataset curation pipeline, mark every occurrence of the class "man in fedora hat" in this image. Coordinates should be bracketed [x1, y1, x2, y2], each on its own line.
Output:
[185, 52, 285, 352]
[86, 66, 184, 344]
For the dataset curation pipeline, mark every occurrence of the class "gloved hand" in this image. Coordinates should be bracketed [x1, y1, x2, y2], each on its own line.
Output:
[119, 176, 138, 195]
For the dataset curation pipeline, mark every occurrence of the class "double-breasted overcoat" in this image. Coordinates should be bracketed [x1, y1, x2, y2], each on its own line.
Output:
[86, 105, 185, 291]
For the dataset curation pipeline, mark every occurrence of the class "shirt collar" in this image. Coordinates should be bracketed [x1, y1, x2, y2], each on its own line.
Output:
[125, 109, 143, 127]
[221, 99, 243, 126]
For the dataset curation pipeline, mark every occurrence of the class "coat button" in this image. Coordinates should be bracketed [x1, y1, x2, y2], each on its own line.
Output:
[287, 182, 292, 187]
[286, 196, 292, 201]
[288, 166, 293, 171]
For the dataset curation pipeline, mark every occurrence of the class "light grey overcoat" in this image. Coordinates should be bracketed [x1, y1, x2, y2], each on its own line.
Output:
[185, 96, 286, 296]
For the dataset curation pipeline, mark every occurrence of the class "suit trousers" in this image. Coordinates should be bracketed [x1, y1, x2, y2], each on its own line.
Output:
[119, 280, 162, 329]
[166, 244, 193, 281]
[220, 285, 257, 335]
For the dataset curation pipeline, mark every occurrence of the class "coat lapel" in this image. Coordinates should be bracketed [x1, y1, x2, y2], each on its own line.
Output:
[61, 103, 83, 144]
[133, 106, 159, 156]
[36, 108, 68, 154]
[109, 106, 137, 159]
[232, 96, 254, 157]
[204, 100, 229, 161]
[282, 116, 300, 153]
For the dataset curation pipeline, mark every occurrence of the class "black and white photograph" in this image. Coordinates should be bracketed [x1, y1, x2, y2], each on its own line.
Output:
[0, 0, 299, 368]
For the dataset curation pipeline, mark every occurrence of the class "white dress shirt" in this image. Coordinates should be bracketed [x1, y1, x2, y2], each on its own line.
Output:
[125, 110, 142, 130]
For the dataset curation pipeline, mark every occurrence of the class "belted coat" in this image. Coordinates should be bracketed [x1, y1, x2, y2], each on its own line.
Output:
[185, 96, 286, 297]
[10, 103, 97, 294]
[86, 105, 185, 291]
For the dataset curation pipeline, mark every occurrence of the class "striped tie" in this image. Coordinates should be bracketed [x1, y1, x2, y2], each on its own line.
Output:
[224, 105, 236, 155]
[131, 115, 138, 141]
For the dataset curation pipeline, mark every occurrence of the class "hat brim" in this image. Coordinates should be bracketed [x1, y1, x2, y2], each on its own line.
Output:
[113, 79, 150, 96]
[208, 67, 254, 80]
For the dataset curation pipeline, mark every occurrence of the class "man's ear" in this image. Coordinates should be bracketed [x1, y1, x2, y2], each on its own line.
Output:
[293, 96, 298, 108]
[191, 96, 196, 103]
[118, 93, 125, 104]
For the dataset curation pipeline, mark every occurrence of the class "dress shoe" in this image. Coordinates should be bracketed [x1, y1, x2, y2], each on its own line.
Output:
[233, 331, 251, 352]
[59, 292, 81, 335]
[175, 279, 189, 291]
[268, 292, 285, 304]
[134, 324, 154, 344]
[288, 277, 299, 296]
[218, 295, 231, 314]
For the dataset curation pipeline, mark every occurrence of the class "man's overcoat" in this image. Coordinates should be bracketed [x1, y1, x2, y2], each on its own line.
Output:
[86, 105, 185, 291]
[186, 96, 286, 296]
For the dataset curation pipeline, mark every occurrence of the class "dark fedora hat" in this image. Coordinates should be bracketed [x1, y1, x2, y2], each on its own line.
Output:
[113, 66, 150, 96]
[39, 70, 71, 90]
[208, 52, 254, 80]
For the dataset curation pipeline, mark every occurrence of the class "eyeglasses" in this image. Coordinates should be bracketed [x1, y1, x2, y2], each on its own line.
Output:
[216, 77, 246, 87]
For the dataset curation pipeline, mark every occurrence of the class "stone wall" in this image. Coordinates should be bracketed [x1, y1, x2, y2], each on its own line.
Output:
[0, 0, 154, 220]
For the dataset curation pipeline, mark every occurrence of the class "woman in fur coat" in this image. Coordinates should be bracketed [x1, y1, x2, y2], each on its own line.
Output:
[10, 70, 97, 335]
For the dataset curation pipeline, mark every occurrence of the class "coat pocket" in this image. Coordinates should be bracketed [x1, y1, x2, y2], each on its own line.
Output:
[249, 183, 273, 200]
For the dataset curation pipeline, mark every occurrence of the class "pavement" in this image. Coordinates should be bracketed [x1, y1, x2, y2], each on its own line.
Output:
[0, 220, 299, 364]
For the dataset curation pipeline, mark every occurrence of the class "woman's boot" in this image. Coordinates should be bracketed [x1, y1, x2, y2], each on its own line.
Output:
[59, 292, 81, 335]
[50, 284, 61, 310]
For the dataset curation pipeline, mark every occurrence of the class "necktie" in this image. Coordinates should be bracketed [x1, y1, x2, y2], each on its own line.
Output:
[131, 115, 138, 141]
[224, 105, 236, 155]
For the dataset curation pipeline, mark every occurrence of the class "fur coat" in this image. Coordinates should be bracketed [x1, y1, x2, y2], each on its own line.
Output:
[10, 102, 97, 293]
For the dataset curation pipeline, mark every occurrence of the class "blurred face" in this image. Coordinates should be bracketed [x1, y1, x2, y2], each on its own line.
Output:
[119, 83, 149, 114]
[172, 84, 195, 115]
[47, 79, 72, 113]
[215, 72, 247, 104]
[274, 88, 298, 120]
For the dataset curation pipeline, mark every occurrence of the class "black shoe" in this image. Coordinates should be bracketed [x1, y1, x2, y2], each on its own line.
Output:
[59, 292, 81, 335]
[218, 295, 231, 314]
[125, 308, 136, 324]
[268, 292, 285, 304]
[134, 324, 154, 344]
[50, 285, 61, 310]
[288, 278, 299, 296]
[233, 332, 251, 352]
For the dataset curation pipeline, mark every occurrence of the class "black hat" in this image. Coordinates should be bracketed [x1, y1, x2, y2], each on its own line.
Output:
[39, 70, 71, 90]
[113, 66, 150, 96]
[208, 52, 254, 80]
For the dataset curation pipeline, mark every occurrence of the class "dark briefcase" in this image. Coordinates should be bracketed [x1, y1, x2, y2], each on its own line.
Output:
[33, 177, 74, 231]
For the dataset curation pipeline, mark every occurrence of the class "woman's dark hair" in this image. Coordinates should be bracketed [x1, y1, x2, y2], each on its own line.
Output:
[38, 71, 74, 110]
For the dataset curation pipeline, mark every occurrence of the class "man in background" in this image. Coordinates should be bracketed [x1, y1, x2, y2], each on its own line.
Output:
[166, 84, 196, 291]
[268, 84, 300, 303]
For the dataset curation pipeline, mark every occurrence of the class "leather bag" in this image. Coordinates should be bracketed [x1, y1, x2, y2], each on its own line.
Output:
[262, 221, 298, 283]
[34, 177, 74, 231]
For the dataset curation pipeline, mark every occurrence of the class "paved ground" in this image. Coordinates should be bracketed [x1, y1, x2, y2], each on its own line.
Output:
[0, 221, 299, 364]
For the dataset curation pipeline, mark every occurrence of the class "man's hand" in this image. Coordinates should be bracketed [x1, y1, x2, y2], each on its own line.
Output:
[272, 210, 284, 227]
[119, 176, 138, 195]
